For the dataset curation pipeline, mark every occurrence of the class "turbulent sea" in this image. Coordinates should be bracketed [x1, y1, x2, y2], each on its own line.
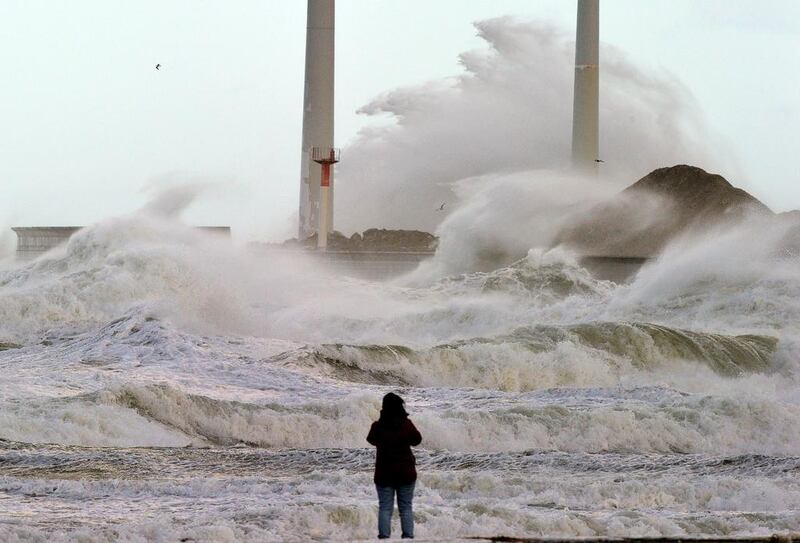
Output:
[1, 217, 800, 541]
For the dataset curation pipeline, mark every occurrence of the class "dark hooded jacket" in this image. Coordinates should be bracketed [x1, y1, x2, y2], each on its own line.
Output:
[366, 395, 422, 486]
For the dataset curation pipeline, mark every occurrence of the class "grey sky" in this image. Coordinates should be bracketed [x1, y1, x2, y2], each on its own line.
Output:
[2, 1, 798, 240]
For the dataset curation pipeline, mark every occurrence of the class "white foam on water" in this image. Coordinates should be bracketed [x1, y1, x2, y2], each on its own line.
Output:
[3, 378, 799, 456]
[2, 212, 800, 539]
[0, 400, 191, 448]
[1, 465, 799, 541]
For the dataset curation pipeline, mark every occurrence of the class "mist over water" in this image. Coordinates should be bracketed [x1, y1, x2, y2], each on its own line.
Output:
[1, 205, 800, 540]
[1, 15, 798, 543]
[336, 17, 725, 235]
[336, 16, 737, 281]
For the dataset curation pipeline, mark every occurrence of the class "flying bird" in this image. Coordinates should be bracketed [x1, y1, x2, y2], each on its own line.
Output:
[437, 203, 446, 211]
[155, 64, 161, 70]
[594, 159, 604, 163]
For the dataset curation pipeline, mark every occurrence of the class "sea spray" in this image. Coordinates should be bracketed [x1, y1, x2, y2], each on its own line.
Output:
[2, 6, 799, 537]
[335, 18, 723, 235]
[2, 211, 800, 538]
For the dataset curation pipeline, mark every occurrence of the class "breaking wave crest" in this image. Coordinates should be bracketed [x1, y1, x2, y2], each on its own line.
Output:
[431, 250, 614, 302]
[301, 322, 778, 391]
[0, 217, 250, 340]
[5, 383, 800, 457]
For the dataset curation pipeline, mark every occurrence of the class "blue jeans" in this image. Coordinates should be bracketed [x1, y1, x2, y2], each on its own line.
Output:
[376, 482, 415, 539]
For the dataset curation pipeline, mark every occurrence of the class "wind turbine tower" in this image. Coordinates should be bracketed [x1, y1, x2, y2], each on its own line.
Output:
[571, 0, 599, 174]
[298, 0, 335, 239]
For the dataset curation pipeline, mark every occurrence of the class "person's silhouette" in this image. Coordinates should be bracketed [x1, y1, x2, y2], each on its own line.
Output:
[367, 393, 422, 539]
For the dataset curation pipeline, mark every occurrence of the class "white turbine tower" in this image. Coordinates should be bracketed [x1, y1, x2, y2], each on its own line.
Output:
[571, 0, 599, 174]
[298, 0, 335, 240]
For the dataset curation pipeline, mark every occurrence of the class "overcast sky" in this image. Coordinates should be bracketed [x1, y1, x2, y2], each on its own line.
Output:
[1, 1, 798, 241]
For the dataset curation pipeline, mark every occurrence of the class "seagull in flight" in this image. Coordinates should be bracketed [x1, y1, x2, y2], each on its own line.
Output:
[155, 63, 161, 70]
[437, 202, 446, 211]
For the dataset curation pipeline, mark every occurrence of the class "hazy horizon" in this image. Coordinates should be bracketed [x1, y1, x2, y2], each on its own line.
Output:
[2, 0, 799, 242]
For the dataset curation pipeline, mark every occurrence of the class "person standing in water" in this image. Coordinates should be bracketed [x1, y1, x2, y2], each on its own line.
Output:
[367, 392, 422, 539]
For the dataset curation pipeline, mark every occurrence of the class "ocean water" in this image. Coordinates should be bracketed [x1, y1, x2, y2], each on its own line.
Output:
[1, 216, 799, 542]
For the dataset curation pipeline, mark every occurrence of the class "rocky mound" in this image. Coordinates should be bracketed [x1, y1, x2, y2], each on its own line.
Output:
[556, 165, 773, 257]
[284, 228, 437, 252]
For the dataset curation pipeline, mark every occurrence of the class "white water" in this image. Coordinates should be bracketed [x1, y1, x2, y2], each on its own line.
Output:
[1, 216, 799, 541]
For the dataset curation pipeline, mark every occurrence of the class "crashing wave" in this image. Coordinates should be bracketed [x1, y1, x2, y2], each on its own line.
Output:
[431, 250, 614, 304]
[300, 322, 777, 391]
[3, 383, 800, 456]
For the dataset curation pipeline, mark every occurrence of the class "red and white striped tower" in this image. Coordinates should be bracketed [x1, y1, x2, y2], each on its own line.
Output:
[311, 147, 340, 250]
[298, 0, 335, 240]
